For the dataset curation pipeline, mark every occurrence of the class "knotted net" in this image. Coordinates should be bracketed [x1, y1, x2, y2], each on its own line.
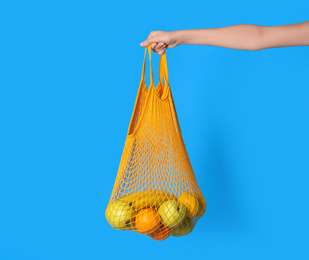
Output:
[106, 45, 206, 241]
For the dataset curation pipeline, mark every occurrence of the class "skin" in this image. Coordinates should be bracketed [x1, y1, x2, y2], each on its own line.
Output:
[140, 21, 309, 55]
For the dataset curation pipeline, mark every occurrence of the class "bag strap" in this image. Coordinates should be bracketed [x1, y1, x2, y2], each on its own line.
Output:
[141, 45, 154, 86]
[159, 53, 169, 85]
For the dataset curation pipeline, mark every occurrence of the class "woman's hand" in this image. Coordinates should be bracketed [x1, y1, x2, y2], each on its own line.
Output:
[140, 31, 179, 55]
[140, 21, 309, 53]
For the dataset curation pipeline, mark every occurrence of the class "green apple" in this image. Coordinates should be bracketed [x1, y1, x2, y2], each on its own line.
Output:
[171, 217, 194, 237]
[158, 200, 186, 228]
[178, 191, 199, 218]
[105, 200, 135, 230]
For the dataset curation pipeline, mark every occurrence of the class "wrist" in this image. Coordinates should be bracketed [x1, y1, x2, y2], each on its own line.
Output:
[172, 30, 188, 45]
[173, 29, 209, 45]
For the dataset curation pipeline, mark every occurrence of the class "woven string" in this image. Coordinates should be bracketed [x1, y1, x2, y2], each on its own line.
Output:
[106, 46, 206, 240]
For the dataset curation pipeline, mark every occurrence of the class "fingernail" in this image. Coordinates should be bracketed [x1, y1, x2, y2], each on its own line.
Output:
[140, 42, 144, 46]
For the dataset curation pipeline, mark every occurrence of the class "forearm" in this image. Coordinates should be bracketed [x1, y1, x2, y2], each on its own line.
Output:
[174, 25, 263, 51]
[174, 22, 309, 51]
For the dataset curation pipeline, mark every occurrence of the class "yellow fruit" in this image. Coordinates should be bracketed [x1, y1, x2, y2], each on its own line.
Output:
[157, 200, 186, 228]
[195, 194, 206, 218]
[178, 191, 199, 218]
[105, 200, 135, 230]
[119, 190, 175, 209]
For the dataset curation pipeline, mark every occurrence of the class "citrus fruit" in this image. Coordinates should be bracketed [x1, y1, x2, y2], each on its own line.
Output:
[135, 208, 161, 234]
[149, 223, 171, 241]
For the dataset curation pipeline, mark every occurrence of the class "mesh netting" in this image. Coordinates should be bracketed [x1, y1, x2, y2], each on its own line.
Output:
[105, 45, 206, 241]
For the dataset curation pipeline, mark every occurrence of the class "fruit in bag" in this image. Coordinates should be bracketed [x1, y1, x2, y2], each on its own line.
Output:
[105, 200, 135, 230]
[158, 200, 186, 228]
[105, 45, 207, 240]
[135, 208, 161, 234]
[119, 190, 176, 209]
[172, 217, 194, 237]
[178, 191, 199, 218]
[149, 223, 172, 241]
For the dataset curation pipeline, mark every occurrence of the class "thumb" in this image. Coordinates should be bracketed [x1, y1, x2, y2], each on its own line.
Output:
[140, 36, 158, 47]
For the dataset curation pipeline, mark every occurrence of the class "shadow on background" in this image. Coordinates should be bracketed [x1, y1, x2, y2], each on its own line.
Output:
[197, 121, 247, 236]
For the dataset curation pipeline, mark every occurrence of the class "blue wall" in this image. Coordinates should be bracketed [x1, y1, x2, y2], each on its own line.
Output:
[1, 0, 308, 259]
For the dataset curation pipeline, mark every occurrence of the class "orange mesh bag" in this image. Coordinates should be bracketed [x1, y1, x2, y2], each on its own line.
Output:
[105, 45, 206, 241]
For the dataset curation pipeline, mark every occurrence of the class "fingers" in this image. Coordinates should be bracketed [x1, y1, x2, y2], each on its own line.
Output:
[140, 31, 167, 55]
[151, 42, 158, 50]
[153, 42, 167, 55]
[154, 42, 165, 51]
[157, 49, 166, 55]
[140, 31, 159, 47]
[140, 40, 166, 55]
[140, 36, 157, 47]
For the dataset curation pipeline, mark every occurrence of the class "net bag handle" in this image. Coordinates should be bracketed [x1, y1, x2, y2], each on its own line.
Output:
[141, 45, 154, 87]
[159, 52, 169, 86]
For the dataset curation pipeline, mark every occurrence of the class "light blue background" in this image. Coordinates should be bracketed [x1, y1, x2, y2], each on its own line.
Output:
[1, 0, 309, 259]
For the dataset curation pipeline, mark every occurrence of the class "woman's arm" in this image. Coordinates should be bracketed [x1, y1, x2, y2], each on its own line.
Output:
[140, 21, 309, 54]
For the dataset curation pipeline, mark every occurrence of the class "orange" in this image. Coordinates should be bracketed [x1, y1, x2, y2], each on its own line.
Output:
[135, 208, 161, 235]
[149, 223, 171, 241]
